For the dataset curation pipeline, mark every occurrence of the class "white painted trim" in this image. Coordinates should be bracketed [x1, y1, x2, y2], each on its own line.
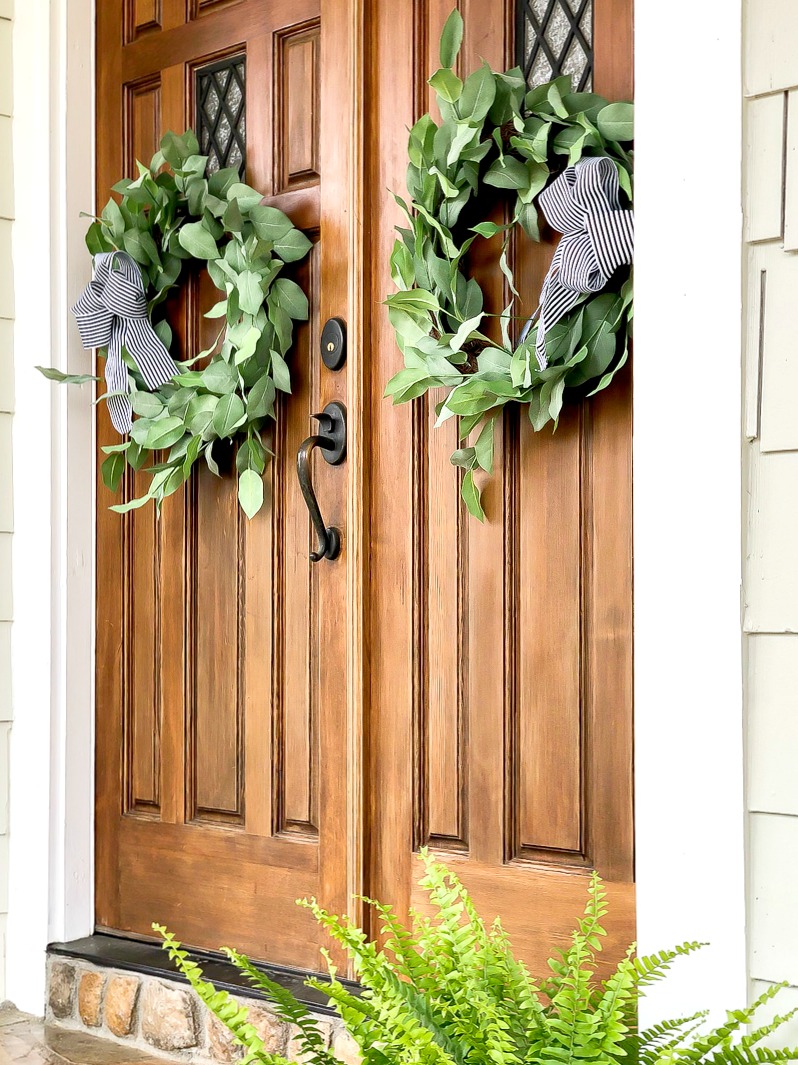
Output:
[633, 0, 747, 1026]
[7, 0, 95, 1015]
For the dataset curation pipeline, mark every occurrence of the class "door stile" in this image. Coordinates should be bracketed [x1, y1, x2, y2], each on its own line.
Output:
[317, 0, 367, 969]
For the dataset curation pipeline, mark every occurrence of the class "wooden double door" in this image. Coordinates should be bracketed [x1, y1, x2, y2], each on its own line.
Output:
[96, 0, 634, 977]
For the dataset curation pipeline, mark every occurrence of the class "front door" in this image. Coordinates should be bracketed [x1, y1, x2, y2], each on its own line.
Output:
[95, 0, 633, 978]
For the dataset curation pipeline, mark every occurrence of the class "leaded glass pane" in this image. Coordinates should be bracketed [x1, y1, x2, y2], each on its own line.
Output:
[196, 54, 247, 178]
[517, 0, 593, 92]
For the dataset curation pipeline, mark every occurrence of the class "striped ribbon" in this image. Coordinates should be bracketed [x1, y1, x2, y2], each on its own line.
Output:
[71, 251, 177, 434]
[520, 156, 634, 372]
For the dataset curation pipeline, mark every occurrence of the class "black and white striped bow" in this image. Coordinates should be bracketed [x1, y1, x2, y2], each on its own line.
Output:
[520, 156, 634, 371]
[71, 251, 177, 434]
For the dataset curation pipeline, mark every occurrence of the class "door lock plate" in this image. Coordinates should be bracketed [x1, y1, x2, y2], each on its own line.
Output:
[321, 317, 346, 371]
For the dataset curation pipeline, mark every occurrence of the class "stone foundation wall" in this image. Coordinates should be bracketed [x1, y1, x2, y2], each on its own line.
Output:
[45, 957, 360, 1065]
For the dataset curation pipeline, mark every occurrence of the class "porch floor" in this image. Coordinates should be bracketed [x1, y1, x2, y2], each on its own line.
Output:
[0, 1007, 165, 1065]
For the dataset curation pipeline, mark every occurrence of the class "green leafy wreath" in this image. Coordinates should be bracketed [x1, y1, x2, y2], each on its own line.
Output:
[385, 11, 634, 519]
[40, 130, 312, 518]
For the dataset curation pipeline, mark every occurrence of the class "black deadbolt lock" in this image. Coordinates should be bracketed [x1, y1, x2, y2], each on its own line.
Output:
[321, 317, 346, 371]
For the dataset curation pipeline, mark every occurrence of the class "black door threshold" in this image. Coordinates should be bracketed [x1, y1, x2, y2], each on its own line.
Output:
[48, 933, 358, 1016]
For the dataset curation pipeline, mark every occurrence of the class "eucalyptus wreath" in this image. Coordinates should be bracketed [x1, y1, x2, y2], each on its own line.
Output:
[384, 11, 634, 519]
[39, 130, 312, 518]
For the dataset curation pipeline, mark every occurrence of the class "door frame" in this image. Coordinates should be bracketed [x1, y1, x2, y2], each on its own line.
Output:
[6, 0, 747, 1026]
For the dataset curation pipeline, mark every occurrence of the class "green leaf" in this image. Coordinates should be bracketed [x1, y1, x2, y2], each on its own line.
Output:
[439, 9, 464, 69]
[597, 101, 634, 142]
[86, 221, 110, 256]
[273, 228, 313, 263]
[37, 366, 100, 385]
[101, 451, 126, 493]
[470, 221, 506, 238]
[474, 417, 496, 473]
[429, 165, 460, 199]
[450, 447, 476, 470]
[271, 350, 292, 393]
[226, 182, 264, 211]
[102, 197, 125, 240]
[202, 360, 238, 395]
[429, 67, 463, 104]
[248, 204, 294, 241]
[238, 468, 264, 520]
[212, 393, 246, 438]
[547, 79, 570, 118]
[246, 374, 276, 420]
[154, 318, 173, 349]
[274, 277, 309, 320]
[387, 288, 441, 314]
[133, 415, 186, 450]
[238, 270, 264, 316]
[459, 64, 496, 125]
[450, 313, 484, 351]
[159, 130, 199, 168]
[130, 391, 165, 419]
[168, 387, 195, 419]
[122, 228, 154, 265]
[223, 197, 244, 233]
[461, 469, 484, 521]
[181, 434, 202, 477]
[483, 156, 530, 190]
[390, 241, 416, 290]
[178, 221, 219, 260]
[186, 393, 219, 437]
[186, 177, 208, 217]
[616, 160, 633, 199]
[109, 494, 152, 514]
[446, 122, 477, 166]
[208, 167, 241, 198]
[233, 325, 261, 365]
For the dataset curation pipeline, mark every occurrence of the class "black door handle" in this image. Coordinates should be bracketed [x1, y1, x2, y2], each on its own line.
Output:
[297, 401, 346, 562]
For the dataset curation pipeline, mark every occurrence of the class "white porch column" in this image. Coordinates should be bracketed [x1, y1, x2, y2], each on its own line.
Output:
[634, 0, 747, 1025]
[7, 0, 94, 1014]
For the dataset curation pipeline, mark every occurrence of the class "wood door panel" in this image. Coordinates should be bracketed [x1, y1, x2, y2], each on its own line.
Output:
[124, 0, 162, 43]
[273, 242, 322, 838]
[114, 819, 320, 966]
[121, 74, 164, 823]
[275, 22, 321, 193]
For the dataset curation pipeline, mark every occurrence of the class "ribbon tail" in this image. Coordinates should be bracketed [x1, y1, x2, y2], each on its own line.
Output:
[105, 319, 133, 435]
[535, 276, 584, 371]
[124, 318, 178, 391]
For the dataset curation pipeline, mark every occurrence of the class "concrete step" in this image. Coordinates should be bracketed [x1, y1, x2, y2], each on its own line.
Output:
[0, 1008, 165, 1065]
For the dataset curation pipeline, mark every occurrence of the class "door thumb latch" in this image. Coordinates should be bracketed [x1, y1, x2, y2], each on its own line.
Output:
[296, 401, 346, 562]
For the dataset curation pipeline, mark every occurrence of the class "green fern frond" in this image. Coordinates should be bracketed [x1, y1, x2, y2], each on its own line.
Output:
[633, 942, 707, 992]
[300, 898, 465, 1065]
[222, 949, 338, 1065]
[153, 925, 291, 1065]
[704, 1047, 798, 1063]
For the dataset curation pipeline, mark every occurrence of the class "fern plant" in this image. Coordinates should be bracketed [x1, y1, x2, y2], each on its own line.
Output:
[156, 849, 798, 1064]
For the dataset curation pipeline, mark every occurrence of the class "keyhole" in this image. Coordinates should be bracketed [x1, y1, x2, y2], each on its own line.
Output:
[320, 317, 346, 370]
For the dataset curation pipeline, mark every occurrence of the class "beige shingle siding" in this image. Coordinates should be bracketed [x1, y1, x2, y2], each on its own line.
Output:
[743, 0, 798, 1042]
[0, 0, 11, 1003]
